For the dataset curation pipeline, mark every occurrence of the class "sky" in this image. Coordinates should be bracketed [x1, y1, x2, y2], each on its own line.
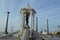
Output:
[0, 0, 60, 33]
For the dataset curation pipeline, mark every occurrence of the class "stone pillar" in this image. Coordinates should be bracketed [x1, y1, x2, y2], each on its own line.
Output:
[30, 13, 34, 30]
[36, 17, 38, 32]
[32, 15, 34, 30]
[29, 12, 34, 37]
[20, 13, 22, 33]
[47, 19, 49, 35]
[20, 13, 24, 33]
[23, 14, 25, 27]
[20, 12, 26, 33]
[5, 12, 10, 34]
[24, 14, 26, 27]
[30, 14, 33, 30]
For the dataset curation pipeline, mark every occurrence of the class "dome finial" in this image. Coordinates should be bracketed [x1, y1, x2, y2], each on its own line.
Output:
[24, 0, 31, 9]
[27, 0, 30, 8]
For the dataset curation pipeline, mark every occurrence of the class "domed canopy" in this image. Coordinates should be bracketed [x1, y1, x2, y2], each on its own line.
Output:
[20, 3, 36, 13]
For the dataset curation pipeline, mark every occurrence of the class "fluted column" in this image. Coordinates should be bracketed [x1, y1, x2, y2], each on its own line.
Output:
[36, 17, 38, 32]
[30, 13, 34, 30]
[20, 13, 24, 33]
[30, 12, 34, 38]
[23, 14, 25, 27]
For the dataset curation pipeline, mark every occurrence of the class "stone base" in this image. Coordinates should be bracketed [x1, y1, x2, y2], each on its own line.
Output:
[23, 25, 30, 29]
[24, 27, 30, 29]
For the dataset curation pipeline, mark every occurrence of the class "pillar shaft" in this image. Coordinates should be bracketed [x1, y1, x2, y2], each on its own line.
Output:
[30, 13, 34, 30]
[5, 12, 10, 34]
[36, 17, 38, 32]
[20, 13, 24, 32]
[47, 19, 49, 35]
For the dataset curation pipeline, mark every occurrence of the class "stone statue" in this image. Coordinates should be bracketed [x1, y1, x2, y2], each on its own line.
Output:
[26, 13, 29, 27]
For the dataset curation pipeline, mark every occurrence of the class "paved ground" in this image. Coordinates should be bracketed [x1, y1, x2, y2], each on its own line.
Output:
[0, 37, 20, 40]
[0, 32, 60, 40]
[39, 34, 60, 40]
[0, 35, 60, 40]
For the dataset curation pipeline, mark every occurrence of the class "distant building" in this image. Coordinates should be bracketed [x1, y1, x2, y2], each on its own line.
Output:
[40, 30, 47, 34]
[51, 31, 60, 35]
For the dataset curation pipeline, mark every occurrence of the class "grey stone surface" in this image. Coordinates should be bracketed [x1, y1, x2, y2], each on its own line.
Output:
[0, 37, 20, 40]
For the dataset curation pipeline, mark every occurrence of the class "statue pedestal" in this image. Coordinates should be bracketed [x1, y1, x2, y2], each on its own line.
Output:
[20, 26, 30, 40]
[24, 25, 30, 28]
[24, 27, 30, 29]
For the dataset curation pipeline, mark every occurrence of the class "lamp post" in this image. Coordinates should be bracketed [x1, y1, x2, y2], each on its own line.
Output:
[5, 12, 10, 34]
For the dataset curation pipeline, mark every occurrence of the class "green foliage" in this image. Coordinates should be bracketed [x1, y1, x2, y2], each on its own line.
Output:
[56, 32, 60, 35]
